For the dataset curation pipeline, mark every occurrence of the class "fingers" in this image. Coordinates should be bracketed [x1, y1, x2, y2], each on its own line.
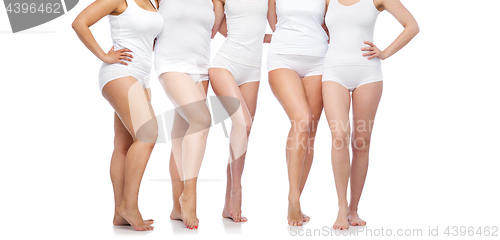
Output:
[367, 52, 379, 60]
[121, 52, 133, 58]
[363, 41, 375, 47]
[118, 60, 128, 66]
[120, 57, 132, 62]
[119, 48, 132, 53]
[361, 46, 374, 51]
[362, 51, 376, 57]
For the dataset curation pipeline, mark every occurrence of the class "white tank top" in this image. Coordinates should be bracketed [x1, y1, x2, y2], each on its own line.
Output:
[218, 0, 268, 67]
[108, 0, 164, 75]
[268, 0, 328, 57]
[155, 0, 215, 74]
[324, 0, 381, 67]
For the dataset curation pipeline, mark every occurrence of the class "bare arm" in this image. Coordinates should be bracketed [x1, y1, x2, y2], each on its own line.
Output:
[323, 0, 330, 41]
[267, 0, 277, 32]
[218, 16, 228, 37]
[212, 0, 225, 38]
[72, 0, 133, 65]
[363, 0, 419, 60]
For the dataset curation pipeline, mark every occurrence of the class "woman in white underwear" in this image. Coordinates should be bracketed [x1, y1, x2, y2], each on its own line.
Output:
[209, 0, 271, 223]
[322, 0, 419, 230]
[267, 0, 329, 226]
[154, 0, 224, 230]
[72, 0, 164, 231]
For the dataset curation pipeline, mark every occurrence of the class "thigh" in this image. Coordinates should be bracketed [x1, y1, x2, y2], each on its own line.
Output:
[102, 76, 157, 142]
[159, 72, 210, 121]
[238, 81, 260, 118]
[198, 80, 210, 97]
[268, 68, 311, 121]
[351, 81, 383, 140]
[322, 81, 351, 138]
[301, 75, 323, 124]
[209, 68, 252, 122]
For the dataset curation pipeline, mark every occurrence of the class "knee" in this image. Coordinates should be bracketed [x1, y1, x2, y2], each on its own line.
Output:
[113, 137, 133, 154]
[244, 117, 253, 135]
[188, 111, 212, 131]
[291, 112, 312, 134]
[351, 136, 371, 153]
[331, 131, 350, 150]
[233, 117, 252, 136]
[135, 119, 159, 144]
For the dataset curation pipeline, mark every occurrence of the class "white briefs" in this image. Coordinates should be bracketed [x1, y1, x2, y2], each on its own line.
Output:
[322, 66, 383, 92]
[267, 53, 323, 78]
[211, 53, 261, 86]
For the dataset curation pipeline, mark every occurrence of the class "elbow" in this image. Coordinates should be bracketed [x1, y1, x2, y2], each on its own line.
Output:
[71, 20, 82, 32]
[411, 22, 420, 36]
[413, 23, 420, 36]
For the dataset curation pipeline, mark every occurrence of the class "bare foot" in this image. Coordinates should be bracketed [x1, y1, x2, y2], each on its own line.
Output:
[179, 193, 199, 230]
[170, 204, 183, 221]
[347, 211, 366, 226]
[117, 205, 154, 231]
[287, 197, 303, 226]
[302, 212, 310, 222]
[113, 211, 154, 226]
[333, 206, 349, 230]
[222, 188, 247, 222]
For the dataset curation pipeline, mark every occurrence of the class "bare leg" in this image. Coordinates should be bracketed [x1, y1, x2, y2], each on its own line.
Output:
[110, 112, 154, 226]
[298, 75, 323, 222]
[209, 68, 255, 223]
[269, 69, 312, 226]
[169, 111, 188, 221]
[102, 77, 158, 231]
[222, 81, 259, 223]
[169, 81, 209, 222]
[322, 81, 351, 230]
[160, 73, 211, 229]
[348, 82, 383, 226]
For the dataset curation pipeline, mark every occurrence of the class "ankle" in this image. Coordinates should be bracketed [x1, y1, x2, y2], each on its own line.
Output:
[288, 194, 300, 203]
[230, 186, 242, 194]
[338, 203, 349, 209]
[119, 200, 138, 210]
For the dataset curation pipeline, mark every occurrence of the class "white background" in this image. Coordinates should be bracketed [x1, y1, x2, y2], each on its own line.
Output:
[0, 0, 499, 239]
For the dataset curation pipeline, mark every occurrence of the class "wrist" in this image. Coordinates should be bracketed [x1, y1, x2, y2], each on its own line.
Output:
[97, 51, 106, 61]
[381, 50, 389, 60]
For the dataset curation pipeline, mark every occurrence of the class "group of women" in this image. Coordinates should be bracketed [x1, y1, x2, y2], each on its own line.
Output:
[72, 0, 418, 231]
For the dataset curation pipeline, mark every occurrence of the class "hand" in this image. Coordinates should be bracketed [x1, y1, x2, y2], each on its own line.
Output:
[264, 34, 272, 43]
[361, 41, 386, 60]
[101, 47, 133, 65]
